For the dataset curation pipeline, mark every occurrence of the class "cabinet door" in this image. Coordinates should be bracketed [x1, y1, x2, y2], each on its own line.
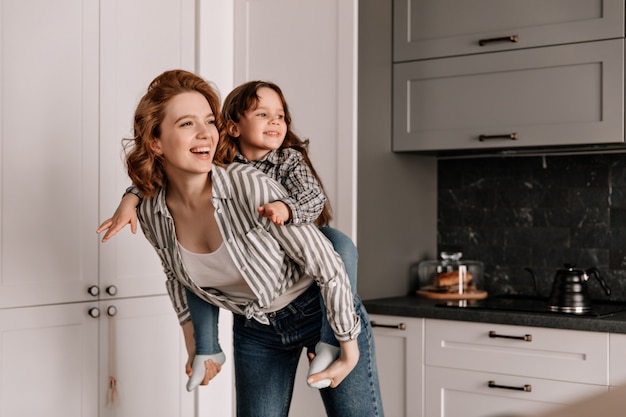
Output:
[393, 39, 624, 152]
[99, 295, 192, 417]
[394, 0, 624, 61]
[0, 0, 99, 308]
[98, 0, 196, 299]
[0, 303, 99, 417]
[370, 315, 423, 417]
[424, 366, 607, 417]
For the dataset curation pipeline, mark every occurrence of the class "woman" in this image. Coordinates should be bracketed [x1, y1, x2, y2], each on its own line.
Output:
[97, 69, 383, 416]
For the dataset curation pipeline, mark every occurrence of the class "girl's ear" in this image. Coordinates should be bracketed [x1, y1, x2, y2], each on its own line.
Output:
[227, 120, 240, 138]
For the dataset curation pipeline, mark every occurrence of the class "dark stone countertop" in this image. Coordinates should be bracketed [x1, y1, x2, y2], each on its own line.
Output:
[363, 295, 626, 334]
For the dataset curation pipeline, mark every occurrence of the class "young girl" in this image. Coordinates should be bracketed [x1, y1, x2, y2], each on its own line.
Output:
[97, 69, 383, 416]
[99, 81, 358, 391]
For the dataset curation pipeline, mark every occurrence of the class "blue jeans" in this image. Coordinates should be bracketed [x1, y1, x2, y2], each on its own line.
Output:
[233, 284, 384, 417]
[319, 226, 358, 347]
[185, 288, 222, 355]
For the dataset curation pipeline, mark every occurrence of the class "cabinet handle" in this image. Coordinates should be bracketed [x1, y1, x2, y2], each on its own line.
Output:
[105, 285, 118, 296]
[479, 133, 518, 142]
[87, 285, 100, 297]
[88, 307, 100, 318]
[371, 321, 406, 330]
[489, 330, 532, 342]
[478, 35, 519, 46]
[488, 380, 532, 392]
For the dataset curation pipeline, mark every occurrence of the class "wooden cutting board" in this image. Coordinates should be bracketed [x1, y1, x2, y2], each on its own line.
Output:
[416, 285, 488, 300]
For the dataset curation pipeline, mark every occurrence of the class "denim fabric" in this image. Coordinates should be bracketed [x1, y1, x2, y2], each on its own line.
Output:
[233, 284, 384, 417]
[185, 288, 222, 355]
[319, 226, 358, 347]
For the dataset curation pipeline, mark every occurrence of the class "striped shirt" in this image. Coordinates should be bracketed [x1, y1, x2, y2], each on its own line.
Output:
[234, 148, 325, 225]
[136, 162, 360, 342]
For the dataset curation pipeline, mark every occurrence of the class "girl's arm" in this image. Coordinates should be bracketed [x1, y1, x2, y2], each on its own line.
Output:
[272, 149, 325, 225]
[96, 188, 141, 242]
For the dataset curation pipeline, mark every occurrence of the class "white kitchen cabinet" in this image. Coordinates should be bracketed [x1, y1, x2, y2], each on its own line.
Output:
[424, 319, 609, 417]
[0, 296, 190, 417]
[370, 314, 424, 417]
[0, 0, 196, 415]
[394, 0, 624, 62]
[392, 0, 626, 153]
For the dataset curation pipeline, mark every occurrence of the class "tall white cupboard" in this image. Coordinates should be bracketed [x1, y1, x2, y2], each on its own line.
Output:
[0, 1, 196, 416]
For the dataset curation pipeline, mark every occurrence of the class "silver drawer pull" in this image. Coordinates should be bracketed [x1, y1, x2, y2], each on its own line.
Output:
[488, 380, 532, 392]
[479, 133, 518, 142]
[489, 330, 532, 342]
[478, 35, 519, 46]
[371, 321, 406, 330]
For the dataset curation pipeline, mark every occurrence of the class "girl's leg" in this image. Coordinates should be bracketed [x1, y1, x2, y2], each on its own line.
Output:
[185, 288, 225, 391]
[310, 226, 358, 388]
[319, 295, 384, 417]
[233, 284, 322, 417]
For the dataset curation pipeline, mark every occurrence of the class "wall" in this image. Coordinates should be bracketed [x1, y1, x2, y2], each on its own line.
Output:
[357, 0, 438, 300]
[437, 153, 626, 301]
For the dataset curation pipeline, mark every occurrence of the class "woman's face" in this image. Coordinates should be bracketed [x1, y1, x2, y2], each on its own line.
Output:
[151, 91, 219, 177]
[229, 87, 287, 161]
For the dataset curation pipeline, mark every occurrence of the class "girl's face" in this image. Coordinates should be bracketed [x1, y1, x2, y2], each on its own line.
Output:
[151, 91, 219, 178]
[228, 87, 287, 161]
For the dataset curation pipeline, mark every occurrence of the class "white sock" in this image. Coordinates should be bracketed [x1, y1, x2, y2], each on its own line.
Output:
[186, 352, 226, 392]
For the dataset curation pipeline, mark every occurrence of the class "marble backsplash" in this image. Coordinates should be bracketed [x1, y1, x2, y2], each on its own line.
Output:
[437, 153, 626, 301]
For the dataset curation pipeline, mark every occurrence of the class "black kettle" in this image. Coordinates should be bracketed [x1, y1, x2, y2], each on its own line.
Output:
[548, 264, 611, 313]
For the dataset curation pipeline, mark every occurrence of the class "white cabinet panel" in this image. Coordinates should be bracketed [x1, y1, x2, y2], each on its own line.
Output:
[394, 0, 624, 61]
[424, 366, 608, 417]
[609, 333, 626, 387]
[99, 296, 191, 417]
[370, 315, 423, 417]
[98, 0, 196, 299]
[425, 319, 609, 385]
[393, 39, 624, 152]
[0, 303, 98, 417]
[0, 0, 99, 308]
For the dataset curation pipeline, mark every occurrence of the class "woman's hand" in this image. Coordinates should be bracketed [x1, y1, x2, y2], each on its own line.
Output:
[182, 321, 221, 387]
[307, 339, 359, 388]
[96, 194, 140, 242]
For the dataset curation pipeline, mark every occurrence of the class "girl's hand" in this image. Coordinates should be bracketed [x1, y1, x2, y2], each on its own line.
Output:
[307, 339, 359, 388]
[96, 194, 140, 242]
[258, 201, 291, 225]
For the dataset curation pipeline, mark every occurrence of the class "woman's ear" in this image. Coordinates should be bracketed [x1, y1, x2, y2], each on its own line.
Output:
[149, 137, 163, 156]
[227, 121, 240, 138]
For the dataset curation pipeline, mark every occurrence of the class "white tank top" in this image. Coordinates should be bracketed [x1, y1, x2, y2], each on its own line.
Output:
[178, 242, 313, 312]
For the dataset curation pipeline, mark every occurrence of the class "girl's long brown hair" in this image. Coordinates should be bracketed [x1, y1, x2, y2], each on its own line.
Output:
[216, 81, 333, 226]
[124, 69, 224, 198]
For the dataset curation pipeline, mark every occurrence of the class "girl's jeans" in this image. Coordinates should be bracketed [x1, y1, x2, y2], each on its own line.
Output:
[185, 288, 221, 355]
[319, 225, 358, 347]
[185, 226, 357, 356]
[233, 284, 384, 417]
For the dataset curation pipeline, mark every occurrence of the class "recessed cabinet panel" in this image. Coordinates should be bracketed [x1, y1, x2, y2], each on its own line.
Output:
[394, 0, 624, 61]
[0, 0, 99, 308]
[393, 39, 624, 152]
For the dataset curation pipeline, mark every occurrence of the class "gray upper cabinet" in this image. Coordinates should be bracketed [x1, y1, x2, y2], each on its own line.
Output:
[394, 0, 624, 62]
[392, 0, 625, 153]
